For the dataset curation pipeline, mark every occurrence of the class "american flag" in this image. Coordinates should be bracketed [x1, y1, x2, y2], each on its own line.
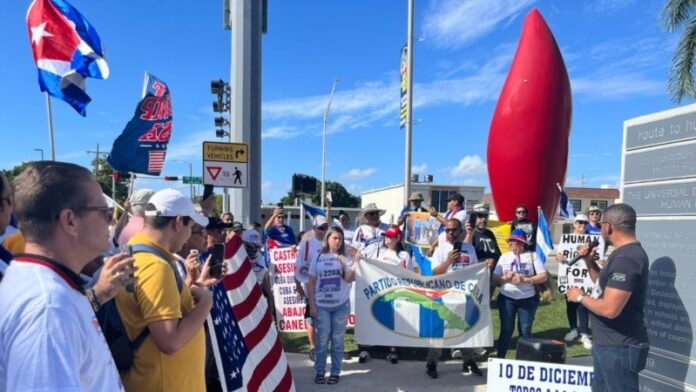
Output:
[208, 235, 295, 392]
[148, 150, 165, 174]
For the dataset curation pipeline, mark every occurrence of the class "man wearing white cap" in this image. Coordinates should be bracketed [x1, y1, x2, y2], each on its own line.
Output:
[295, 215, 329, 361]
[116, 189, 215, 392]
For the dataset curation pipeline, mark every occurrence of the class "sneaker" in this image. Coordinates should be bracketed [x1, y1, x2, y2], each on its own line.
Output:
[426, 360, 438, 379]
[358, 350, 370, 364]
[467, 359, 483, 376]
[309, 348, 316, 362]
[462, 362, 471, 375]
[564, 329, 578, 342]
[451, 349, 462, 359]
[581, 334, 593, 350]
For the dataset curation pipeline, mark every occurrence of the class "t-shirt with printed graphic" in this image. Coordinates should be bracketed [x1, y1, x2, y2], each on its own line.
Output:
[472, 228, 502, 263]
[431, 241, 480, 272]
[309, 252, 353, 308]
[591, 242, 649, 346]
[512, 218, 537, 251]
[352, 223, 389, 259]
[494, 251, 545, 300]
[377, 247, 412, 270]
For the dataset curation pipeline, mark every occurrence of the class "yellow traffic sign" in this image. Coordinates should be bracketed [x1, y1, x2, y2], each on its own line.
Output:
[202, 141, 248, 163]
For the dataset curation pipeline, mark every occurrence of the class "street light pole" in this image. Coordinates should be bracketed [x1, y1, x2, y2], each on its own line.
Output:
[403, 0, 415, 205]
[321, 77, 340, 209]
[188, 161, 193, 201]
[33, 148, 44, 161]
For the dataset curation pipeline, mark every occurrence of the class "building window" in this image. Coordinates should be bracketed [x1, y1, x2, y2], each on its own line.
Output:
[570, 199, 582, 212]
[430, 189, 458, 213]
[590, 200, 608, 211]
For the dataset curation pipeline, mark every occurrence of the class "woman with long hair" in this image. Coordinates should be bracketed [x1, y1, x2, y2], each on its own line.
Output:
[307, 227, 356, 385]
[493, 229, 547, 358]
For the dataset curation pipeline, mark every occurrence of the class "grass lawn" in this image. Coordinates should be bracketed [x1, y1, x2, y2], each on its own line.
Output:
[279, 292, 591, 361]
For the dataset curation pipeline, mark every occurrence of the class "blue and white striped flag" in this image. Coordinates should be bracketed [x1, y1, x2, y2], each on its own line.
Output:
[558, 186, 576, 219]
[535, 210, 554, 264]
[301, 202, 325, 219]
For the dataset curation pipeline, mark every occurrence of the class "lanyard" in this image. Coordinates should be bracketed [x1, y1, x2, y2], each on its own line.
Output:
[13, 253, 85, 293]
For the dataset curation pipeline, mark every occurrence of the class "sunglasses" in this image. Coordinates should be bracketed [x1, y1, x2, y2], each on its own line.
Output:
[444, 228, 461, 233]
[75, 206, 114, 222]
[365, 211, 379, 216]
[316, 224, 328, 231]
[516, 210, 527, 214]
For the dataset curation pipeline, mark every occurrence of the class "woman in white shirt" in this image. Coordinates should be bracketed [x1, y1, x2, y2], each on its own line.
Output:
[493, 229, 547, 358]
[308, 227, 356, 385]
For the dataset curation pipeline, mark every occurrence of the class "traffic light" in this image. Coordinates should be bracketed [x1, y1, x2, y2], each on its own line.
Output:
[164, 176, 179, 181]
[211, 79, 231, 138]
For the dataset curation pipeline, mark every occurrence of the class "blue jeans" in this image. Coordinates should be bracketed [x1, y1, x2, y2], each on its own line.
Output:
[592, 344, 649, 391]
[314, 301, 350, 376]
[497, 294, 539, 358]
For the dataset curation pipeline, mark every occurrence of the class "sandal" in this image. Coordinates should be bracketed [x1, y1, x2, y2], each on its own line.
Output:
[315, 374, 326, 384]
[327, 375, 340, 385]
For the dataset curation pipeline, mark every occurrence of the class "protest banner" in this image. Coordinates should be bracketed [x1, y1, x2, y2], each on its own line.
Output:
[269, 245, 355, 332]
[488, 220, 512, 254]
[556, 233, 605, 295]
[404, 212, 440, 247]
[487, 358, 593, 392]
[355, 258, 492, 348]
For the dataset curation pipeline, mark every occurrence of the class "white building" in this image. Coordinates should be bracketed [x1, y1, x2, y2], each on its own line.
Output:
[361, 177, 486, 225]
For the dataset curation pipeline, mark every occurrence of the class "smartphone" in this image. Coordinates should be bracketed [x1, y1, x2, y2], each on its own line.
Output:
[276, 202, 283, 209]
[124, 245, 135, 293]
[202, 185, 214, 201]
[453, 240, 463, 251]
[467, 211, 477, 228]
[210, 243, 225, 279]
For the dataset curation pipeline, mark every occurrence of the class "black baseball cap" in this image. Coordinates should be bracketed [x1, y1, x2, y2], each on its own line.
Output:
[447, 193, 464, 204]
[206, 217, 234, 230]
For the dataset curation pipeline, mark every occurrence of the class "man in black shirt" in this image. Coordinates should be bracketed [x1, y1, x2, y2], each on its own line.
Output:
[510, 204, 536, 251]
[467, 204, 501, 269]
[567, 203, 649, 392]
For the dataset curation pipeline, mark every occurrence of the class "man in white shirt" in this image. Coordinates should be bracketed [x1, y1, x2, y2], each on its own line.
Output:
[426, 219, 486, 378]
[0, 161, 134, 391]
[295, 215, 328, 361]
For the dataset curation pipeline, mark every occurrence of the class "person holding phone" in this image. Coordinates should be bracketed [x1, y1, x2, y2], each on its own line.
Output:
[425, 219, 485, 378]
[264, 204, 296, 246]
[117, 189, 221, 391]
[493, 229, 547, 359]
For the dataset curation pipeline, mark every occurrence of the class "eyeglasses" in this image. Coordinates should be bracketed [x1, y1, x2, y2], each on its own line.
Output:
[516, 210, 527, 214]
[444, 228, 461, 233]
[75, 206, 113, 222]
[316, 225, 328, 231]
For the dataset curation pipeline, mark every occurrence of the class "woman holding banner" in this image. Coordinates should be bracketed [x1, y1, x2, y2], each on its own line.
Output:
[493, 229, 547, 358]
[308, 227, 357, 385]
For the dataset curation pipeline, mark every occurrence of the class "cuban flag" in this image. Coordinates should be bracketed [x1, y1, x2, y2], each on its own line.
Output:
[411, 246, 432, 276]
[300, 202, 326, 219]
[209, 235, 295, 391]
[535, 209, 554, 264]
[27, 0, 109, 116]
[107, 73, 172, 176]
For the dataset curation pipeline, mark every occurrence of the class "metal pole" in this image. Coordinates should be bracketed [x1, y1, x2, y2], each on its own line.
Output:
[189, 162, 193, 201]
[34, 149, 44, 160]
[45, 94, 56, 161]
[403, 0, 414, 205]
[321, 78, 340, 209]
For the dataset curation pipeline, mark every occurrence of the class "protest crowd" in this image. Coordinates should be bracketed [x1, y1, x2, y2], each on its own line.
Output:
[0, 162, 650, 391]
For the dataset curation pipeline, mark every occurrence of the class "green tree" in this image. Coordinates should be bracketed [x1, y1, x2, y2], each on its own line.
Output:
[662, 0, 696, 102]
[92, 156, 130, 205]
[280, 180, 360, 207]
[2, 162, 31, 184]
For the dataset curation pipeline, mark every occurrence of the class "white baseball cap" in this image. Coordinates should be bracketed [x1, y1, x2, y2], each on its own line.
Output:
[144, 188, 208, 227]
[242, 229, 262, 246]
[313, 215, 327, 228]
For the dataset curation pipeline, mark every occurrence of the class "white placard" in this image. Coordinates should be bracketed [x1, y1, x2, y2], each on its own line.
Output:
[487, 358, 594, 392]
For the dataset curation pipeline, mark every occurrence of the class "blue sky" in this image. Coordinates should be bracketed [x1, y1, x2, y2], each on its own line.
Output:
[0, 0, 683, 204]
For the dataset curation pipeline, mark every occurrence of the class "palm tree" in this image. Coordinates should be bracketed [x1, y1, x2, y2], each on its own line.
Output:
[662, 0, 696, 102]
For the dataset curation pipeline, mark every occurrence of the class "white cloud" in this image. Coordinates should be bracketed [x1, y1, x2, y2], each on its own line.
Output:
[262, 126, 301, 139]
[412, 163, 428, 175]
[422, 0, 536, 49]
[449, 155, 488, 177]
[342, 168, 377, 180]
[572, 73, 664, 99]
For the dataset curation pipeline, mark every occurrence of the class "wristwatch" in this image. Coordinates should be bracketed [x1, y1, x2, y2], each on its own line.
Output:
[576, 295, 584, 303]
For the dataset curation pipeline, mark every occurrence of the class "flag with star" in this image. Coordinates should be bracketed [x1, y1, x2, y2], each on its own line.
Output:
[208, 235, 296, 392]
[107, 72, 173, 176]
[26, 0, 109, 116]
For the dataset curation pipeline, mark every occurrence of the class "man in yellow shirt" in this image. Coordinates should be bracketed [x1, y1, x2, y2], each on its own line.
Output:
[116, 188, 212, 391]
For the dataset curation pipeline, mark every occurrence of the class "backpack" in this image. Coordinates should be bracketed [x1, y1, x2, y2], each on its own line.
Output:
[96, 244, 183, 371]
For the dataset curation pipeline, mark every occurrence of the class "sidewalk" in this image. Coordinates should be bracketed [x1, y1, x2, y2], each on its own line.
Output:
[287, 352, 592, 391]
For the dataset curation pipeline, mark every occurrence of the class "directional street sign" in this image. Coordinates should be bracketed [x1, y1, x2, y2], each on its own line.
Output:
[202, 141, 249, 188]
[182, 176, 203, 184]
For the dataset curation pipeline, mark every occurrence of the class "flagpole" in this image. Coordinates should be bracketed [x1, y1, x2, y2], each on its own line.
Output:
[45, 94, 56, 161]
